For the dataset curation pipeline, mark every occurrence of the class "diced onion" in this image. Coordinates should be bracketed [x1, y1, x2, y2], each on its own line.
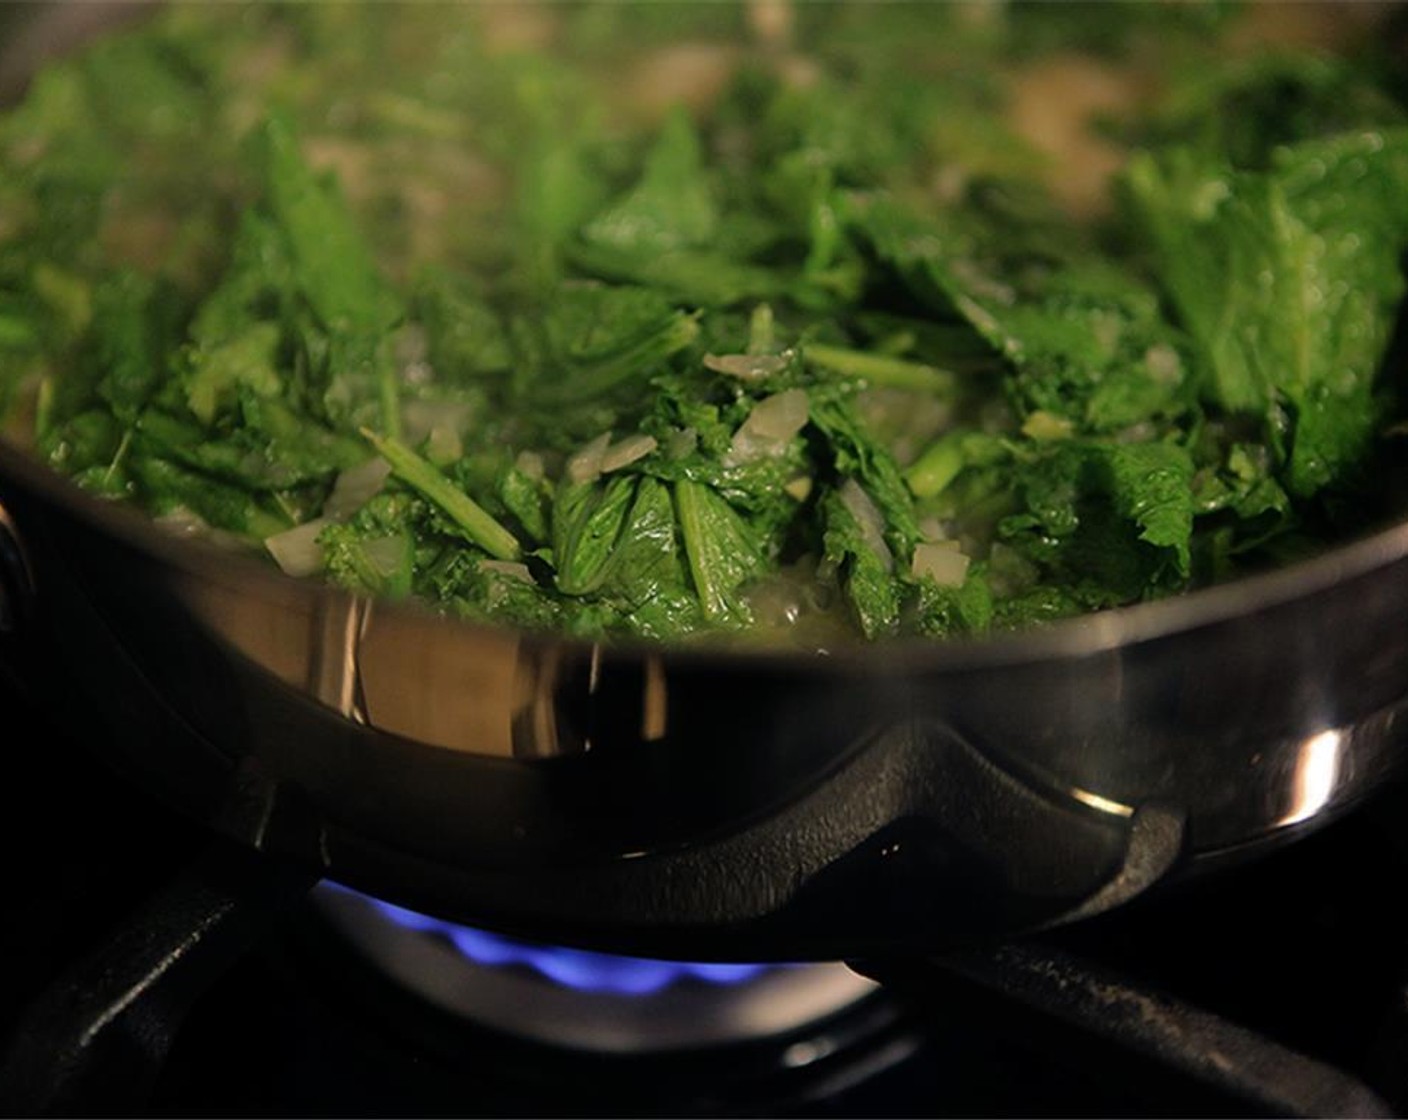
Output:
[515, 450, 546, 480]
[913, 540, 970, 587]
[567, 431, 613, 484]
[1145, 343, 1182, 384]
[838, 478, 893, 573]
[357, 536, 405, 579]
[601, 433, 658, 472]
[482, 560, 534, 583]
[401, 399, 473, 465]
[395, 325, 433, 387]
[747, 0, 794, 47]
[325, 457, 393, 519]
[704, 351, 789, 381]
[784, 475, 813, 501]
[265, 518, 332, 578]
[727, 388, 809, 464]
[425, 424, 463, 465]
[747, 388, 809, 440]
[1021, 410, 1074, 441]
[401, 399, 473, 444]
[918, 516, 948, 542]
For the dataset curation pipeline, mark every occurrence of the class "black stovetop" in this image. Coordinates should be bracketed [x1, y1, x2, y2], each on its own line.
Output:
[2, 666, 1406, 1118]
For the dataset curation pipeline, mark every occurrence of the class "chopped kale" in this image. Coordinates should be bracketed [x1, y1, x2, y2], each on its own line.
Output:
[1124, 129, 1408, 497]
[3, 1, 1406, 648]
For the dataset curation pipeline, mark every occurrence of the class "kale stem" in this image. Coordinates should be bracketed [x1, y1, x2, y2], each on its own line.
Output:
[805, 342, 958, 395]
[378, 353, 403, 441]
[361, 428, 521, 560]
[33, 377, 55, 445]
[674, 479, 715, 617]
[102, 429, 132, 488]
[747, 304, 776, 354]
[905, 431, 966, 498]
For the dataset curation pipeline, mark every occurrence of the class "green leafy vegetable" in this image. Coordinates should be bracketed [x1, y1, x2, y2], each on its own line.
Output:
[1124, 130, 1408, 497]
[362, 428, 521, 562]
[3, 0, 1406, 648]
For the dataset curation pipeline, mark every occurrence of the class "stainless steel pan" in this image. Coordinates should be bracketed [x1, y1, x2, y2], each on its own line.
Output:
[2, 3, 1407, 963]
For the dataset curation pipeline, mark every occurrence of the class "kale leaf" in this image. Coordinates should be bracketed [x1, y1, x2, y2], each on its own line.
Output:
[1124, 129, 1408, 497]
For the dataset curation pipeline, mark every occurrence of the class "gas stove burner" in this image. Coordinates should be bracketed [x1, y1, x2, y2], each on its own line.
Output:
[311, 882, 879, 1053]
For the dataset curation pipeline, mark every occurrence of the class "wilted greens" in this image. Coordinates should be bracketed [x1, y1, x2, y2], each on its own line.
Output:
[3, 1, 1408, 647]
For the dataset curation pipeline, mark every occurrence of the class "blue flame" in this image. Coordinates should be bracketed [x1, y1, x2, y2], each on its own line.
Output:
[323, 882, 776, 996]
